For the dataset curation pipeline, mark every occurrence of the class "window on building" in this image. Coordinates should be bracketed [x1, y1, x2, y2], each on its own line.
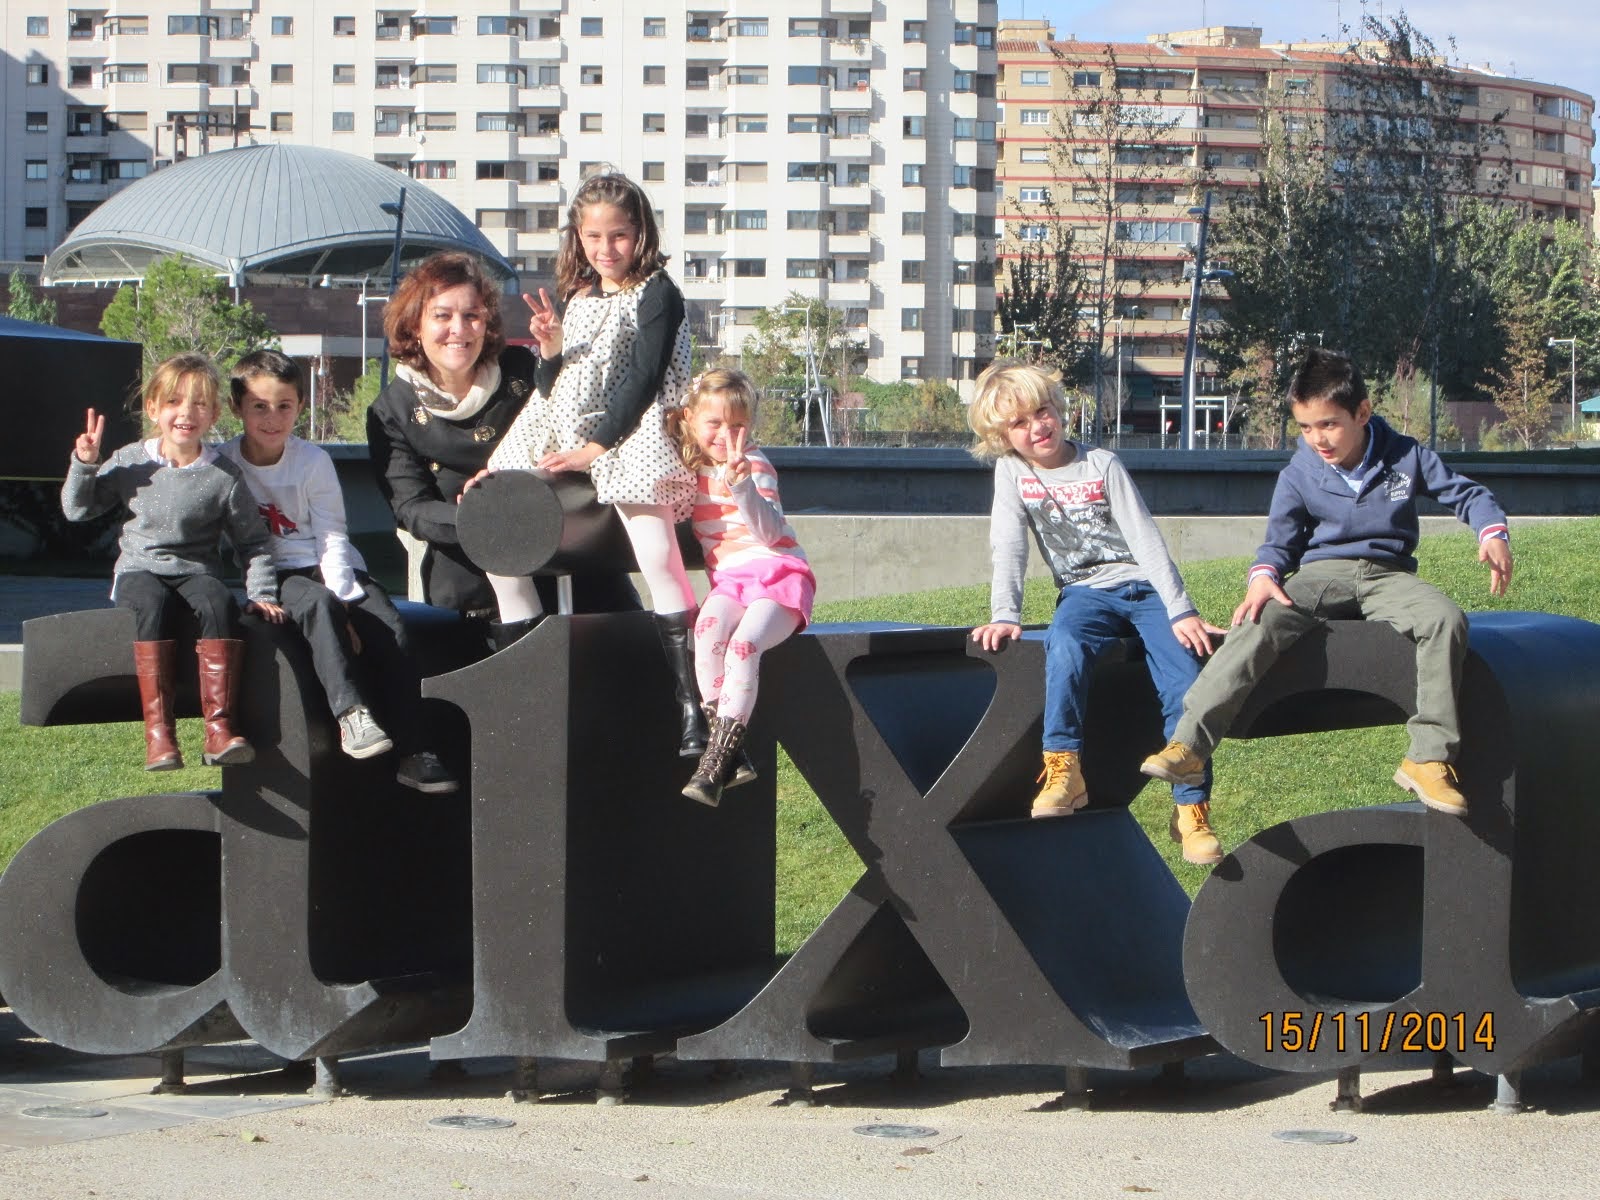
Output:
[328, 111, 353, 132]
[477, 112, 523, 132]
[953, 71, 974, 92]
[643, 114, 665, 132]
[25, 208, 48, 228]
[167, 64, 218, 83]
[105, 16, 148, 35]
[734, 115, 767, 132]
[787, 259, 821, 278]
[271, 112, 293, 132]
[788, 162, 831, 182]
[477, 16, 525, 36]
[67, 64, 93, 87]
[477, 209, 525, 230]
[478, 64, 524, 85]
[1072, 148, 1100, 164]
[1072, 70, 1100, 87]
[788, 66, 833, 87]
[1017, 224, 1048, 241]
[581, 65, 603, 85]
[903, 69, 925, 91]
[723, 259, 766, 278]
[27, 15, 48, 35]
[532, 64, 559, 86]
[789, 18, 835, 37]
[901, 358, 922, 379]
[332, 64, 355, 84]
[643, 17, 666, 37]
[25, 64, 48, 85]
[788, 210, 824, 230]
[476, 161, 523, 180]
[271, 64, 293, 84]
[1019, 187, 1050, 203]
[644, 65, 666, 85]
[902, 262, 924, 283]
[104, 64, 149, 83]
[735, 18, 768, 36]
[414, 64, 457, 83]
[25, 160, 47, 180]
[1019, 109, 1050, 126]
[642, 161, 665, 181]
[902, 212, 924, 235]
[1019, 69, 1050, 86]
[103, 111, 147, 131]
[333, 16, 355, 37]
[580, 113, 602, 132]
[731, 162, 767, 182]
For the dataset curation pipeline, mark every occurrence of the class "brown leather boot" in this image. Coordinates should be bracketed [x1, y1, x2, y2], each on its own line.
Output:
[133, 640, 182, 771]
[195, 638, 254, 766]
[682, 716, 747, 807]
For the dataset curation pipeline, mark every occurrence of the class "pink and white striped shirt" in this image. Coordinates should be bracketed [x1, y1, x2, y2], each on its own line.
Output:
[691, 446, 808, 575]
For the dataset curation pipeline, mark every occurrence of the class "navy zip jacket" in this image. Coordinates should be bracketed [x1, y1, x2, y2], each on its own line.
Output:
[1254, 414, 1509, 579]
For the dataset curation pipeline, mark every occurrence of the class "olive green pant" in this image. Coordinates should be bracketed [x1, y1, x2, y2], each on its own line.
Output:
[1174, 558, 1468, 764]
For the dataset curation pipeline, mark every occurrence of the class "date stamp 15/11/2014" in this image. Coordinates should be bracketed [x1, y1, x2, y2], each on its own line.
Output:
[1260, 1010, 1496, 1055]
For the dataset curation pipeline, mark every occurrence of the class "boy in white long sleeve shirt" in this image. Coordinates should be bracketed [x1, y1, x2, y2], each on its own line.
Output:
[220, 350, 457, 794]
[967, 363, 1224, 864]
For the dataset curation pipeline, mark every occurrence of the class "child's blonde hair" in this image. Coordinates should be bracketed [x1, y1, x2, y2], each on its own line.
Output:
[967, 362, 1069, 461]
[143, 353, 221, 425]
[669, 367, 758, 471]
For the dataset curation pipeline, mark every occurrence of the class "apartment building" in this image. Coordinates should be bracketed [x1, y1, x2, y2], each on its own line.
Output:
[996, 21, 1596, 434]
[2, 1, 1000, 387]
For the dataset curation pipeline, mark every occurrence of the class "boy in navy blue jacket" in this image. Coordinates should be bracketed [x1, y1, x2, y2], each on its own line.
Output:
[1142, 349, 1513, 818]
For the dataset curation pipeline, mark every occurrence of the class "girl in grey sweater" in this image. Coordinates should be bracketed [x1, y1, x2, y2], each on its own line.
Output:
[63, 353, 276, 770]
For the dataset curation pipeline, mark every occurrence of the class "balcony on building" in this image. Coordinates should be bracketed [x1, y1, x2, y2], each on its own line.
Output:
[829, 83, 874, 112]
[828, 133, 874, 159]
[828, 229, 872, 256]
[829, 37, 874, 65]
[826, 180, 871, 206]
[829, 0, 875, 12]
[519, 178, 564, 205]
[827, 279, 872, 306]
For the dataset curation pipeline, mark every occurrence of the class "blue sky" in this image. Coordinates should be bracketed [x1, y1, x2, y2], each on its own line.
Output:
[1003, 2, 1600, 141]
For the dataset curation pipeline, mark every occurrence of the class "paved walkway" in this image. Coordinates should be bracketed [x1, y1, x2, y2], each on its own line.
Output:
[0, 1007, 1596, 1200]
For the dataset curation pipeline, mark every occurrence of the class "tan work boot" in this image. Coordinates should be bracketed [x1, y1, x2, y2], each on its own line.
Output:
[1394, 759, 1468, 816]
[1031, 750, 1088, 818]
[1170, 802, 1224, 865]
[1141, 739, 1208, 787]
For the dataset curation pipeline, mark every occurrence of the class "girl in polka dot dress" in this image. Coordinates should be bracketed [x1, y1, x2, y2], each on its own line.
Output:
[485, 174, 705, 754]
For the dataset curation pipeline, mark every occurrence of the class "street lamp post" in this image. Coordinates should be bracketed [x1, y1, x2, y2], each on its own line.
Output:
[782, 304, 831, 447]
[1549, 336, 1577, 433]
[378, 188, 407, 388]
[1179, 193, 1232, 452]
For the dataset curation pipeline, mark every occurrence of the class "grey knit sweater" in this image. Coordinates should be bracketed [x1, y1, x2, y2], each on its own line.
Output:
[62, 440, 277, 602]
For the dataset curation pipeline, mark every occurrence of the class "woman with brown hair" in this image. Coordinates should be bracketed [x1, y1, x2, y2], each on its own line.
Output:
[366, 251, 637, 637]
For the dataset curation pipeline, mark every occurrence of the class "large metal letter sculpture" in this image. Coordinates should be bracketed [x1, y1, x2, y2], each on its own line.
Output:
[1183, 613, 1600, 1102]
[1, 606, 480, 1062]
[677, 626, 1213, 1076]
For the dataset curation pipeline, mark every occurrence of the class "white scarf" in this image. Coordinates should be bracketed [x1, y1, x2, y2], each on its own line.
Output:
[396, 360, 503, 423]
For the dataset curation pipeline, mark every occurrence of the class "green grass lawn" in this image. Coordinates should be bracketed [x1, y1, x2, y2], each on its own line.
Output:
[7, 518, 1599, 954]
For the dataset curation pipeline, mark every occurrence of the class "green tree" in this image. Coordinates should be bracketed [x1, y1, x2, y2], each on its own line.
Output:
[320, 361, 385, 443]
[5, 270, 57, 325]
[738, 295, 863, 389]
[100, 254, 279, 381]
[1488, 284, 1560, 449]
[996, 202, 1091, 388]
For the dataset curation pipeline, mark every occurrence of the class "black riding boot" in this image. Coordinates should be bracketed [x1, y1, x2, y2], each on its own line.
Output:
[654, 610, 708, 757]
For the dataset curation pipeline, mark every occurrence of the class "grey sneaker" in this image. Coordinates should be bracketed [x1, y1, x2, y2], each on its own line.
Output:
[396, 750, 459, 795]
[337, 705, 393, 760]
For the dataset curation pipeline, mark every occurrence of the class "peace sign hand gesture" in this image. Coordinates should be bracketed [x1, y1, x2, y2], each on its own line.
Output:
[74, 408, 105, 465]
[524, 288, 563, 359]
[725, 425, 752, 488]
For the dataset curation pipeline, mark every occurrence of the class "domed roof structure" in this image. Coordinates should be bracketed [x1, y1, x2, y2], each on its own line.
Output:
[43, 143, 515, 286]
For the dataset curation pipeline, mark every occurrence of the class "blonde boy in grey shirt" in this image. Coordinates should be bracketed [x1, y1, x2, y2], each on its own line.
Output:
[967, 363, 1225, 865]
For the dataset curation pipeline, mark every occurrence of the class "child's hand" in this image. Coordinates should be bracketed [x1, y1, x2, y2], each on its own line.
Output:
[725, 426, 751, 487]
[525, 289, 563, 359]
[74, 408, 105, 464]
[1232, 573, 1293, 626]
[538, 442, 604, 473]
[1171, 614, 1222, 656]
[971, 622, 1022, 653]
[249, 600, 287, 624]
[1480, 535, 1513, 596]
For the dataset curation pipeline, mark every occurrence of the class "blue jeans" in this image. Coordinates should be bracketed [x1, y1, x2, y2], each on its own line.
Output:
[1044, 581, 1211, 804]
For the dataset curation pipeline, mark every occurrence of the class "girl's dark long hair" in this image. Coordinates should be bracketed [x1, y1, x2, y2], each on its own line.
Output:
[554, 173, 669, 300]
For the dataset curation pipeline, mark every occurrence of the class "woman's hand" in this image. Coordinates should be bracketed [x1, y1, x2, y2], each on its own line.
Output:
[249, 600, 287, 624]
[74, 408, 105, 464]
[538, 442, 604, 473]
[460, 468, 495, 498]
[525, 289, 563, 359]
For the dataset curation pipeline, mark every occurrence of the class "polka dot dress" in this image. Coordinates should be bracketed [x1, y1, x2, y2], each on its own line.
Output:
[490, 271, 695, 521]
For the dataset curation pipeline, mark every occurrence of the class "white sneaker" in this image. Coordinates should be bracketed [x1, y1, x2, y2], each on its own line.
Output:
[337, 705, 393, 759]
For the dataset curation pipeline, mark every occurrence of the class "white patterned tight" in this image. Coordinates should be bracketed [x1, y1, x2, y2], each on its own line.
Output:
[693, 595, 801, 726]
[487, 502, 694, 620]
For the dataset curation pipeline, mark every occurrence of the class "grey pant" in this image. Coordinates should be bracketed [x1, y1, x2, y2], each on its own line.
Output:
[1174, 558, 1468, 764]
